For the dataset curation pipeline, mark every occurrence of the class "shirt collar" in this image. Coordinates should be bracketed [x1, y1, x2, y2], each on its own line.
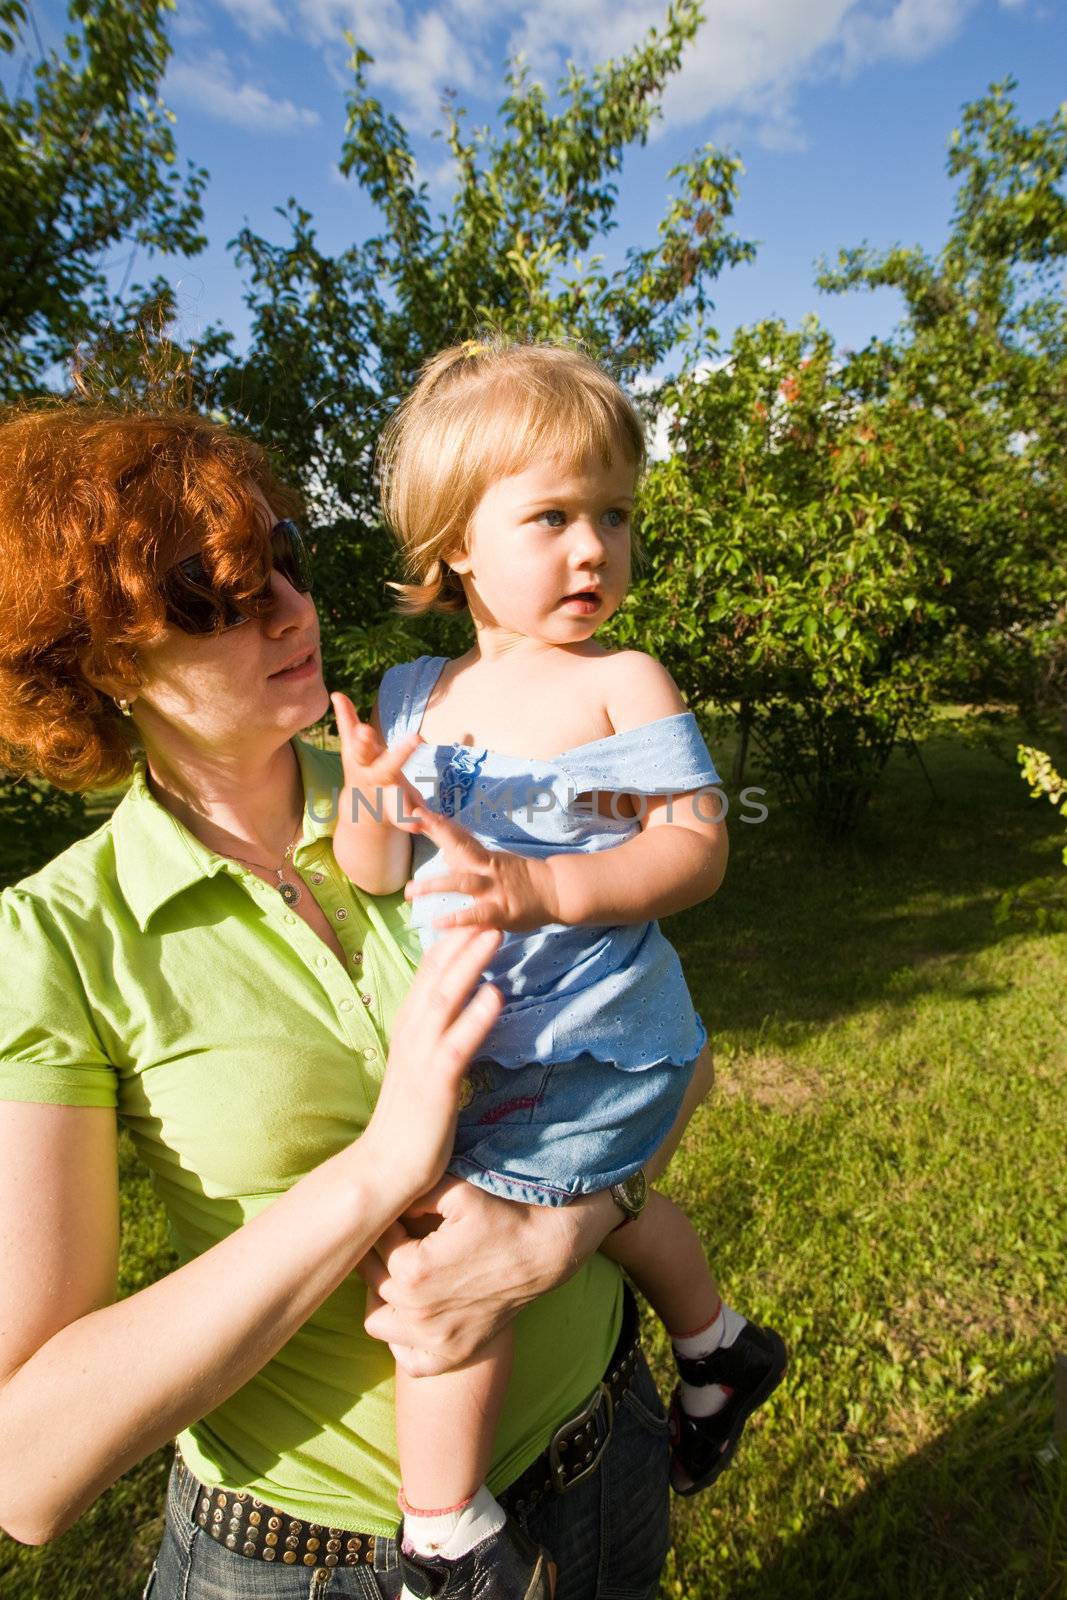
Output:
[113, 738, 341, 933]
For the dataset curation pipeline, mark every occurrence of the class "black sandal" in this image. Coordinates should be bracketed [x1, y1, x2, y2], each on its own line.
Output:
[669, 1319, 788, 1495]
[397, 1510, 557, 1599]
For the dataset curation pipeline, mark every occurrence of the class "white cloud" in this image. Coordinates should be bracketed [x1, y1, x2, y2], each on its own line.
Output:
[502, 0, 979, 147]
[288, 0, 979, 151]
[290, 0, 488, 126]
[172, 0, 210, 37]
[218, 0, 289, 35]
[167, 51, 321, 131]
[838, 0, 978, 71]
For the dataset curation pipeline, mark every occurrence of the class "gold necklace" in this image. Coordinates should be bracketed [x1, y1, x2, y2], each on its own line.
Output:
[230, 828, 304, 908]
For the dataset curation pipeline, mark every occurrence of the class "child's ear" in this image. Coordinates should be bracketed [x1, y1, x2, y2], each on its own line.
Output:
[445, 546, 473, 576]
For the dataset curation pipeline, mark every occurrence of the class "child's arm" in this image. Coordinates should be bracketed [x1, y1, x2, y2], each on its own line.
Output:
[330, 693, 422, 897]
[548, 650, 727, 924]
[550, 801, 726, 926]
[404, 654, 727, 931]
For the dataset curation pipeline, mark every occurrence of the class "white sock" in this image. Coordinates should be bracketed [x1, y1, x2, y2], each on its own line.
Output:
[401, 1483, 506, 1561]
[673, 1303, 747, 1418]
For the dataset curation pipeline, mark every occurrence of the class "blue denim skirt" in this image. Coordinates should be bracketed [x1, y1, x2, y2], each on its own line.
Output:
[448, 1053, 697, 1206]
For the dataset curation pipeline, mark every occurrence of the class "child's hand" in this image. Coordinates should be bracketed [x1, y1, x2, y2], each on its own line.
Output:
[332, 692, 424, 834]
[403, 806, 562, 933]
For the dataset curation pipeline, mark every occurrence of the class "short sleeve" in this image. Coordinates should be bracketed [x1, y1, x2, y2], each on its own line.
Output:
[376, 656, 427, 745]
[559, 712, 722, 796]
[0, 889, 116, 1108]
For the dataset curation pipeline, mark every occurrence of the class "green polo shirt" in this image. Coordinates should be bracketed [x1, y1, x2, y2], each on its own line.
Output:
[0, 739, 621, 1534]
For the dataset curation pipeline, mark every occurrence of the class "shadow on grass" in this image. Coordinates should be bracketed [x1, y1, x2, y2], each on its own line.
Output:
[671, 729, 1067, 1037]
[671, 1372, 1066, 1600]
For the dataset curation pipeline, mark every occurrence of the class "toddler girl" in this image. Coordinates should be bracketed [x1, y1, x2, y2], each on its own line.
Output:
[333, 338, 786, 1599]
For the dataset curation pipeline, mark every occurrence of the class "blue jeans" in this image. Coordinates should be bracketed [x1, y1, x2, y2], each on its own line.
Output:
[144, 1351, 670, 1600]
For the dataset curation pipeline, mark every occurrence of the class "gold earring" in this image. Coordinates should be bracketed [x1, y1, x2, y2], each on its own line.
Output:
[115, 697, 133, 717]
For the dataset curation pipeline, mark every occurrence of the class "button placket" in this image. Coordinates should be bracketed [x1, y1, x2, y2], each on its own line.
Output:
[284, 852, 382, 1048]
[269, 892, 362, 1035]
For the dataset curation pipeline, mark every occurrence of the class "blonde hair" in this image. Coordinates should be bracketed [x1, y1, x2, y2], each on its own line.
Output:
[380, 336, 646, 614]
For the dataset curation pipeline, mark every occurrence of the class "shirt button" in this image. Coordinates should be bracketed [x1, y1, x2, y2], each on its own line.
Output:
[284, 914, 296, 925]
[335, 907, 348, 922]
[360, 994, 372, 1006]
[317, 955, 330, 969]
[362, 1047, 377, 1061]
[311, 873, 325, 885]
[338, 999, 354, 1013]
[351, 950, 363, 964]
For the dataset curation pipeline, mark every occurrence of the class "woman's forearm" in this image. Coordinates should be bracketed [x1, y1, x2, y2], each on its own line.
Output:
[0, 924, 504, 1546]
[0, 1137, 399, 1545]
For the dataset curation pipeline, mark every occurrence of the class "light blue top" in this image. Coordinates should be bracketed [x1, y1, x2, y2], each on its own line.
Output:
[378, 655, 720, 1073]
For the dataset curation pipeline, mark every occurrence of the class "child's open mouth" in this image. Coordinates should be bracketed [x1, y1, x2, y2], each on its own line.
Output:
[560, 590, 602, 614]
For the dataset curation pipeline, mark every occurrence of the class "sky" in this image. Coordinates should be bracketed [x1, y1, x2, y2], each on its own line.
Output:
[20, 0, 1067, 365]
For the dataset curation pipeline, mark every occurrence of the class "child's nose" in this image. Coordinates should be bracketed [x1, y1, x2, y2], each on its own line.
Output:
[570, 518, 607, 564]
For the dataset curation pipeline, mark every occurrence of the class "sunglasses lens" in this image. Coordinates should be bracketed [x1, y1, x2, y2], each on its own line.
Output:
[162, 522, 311, 635]
[271, 520, 313, 594]
[162, 554, 248, 635]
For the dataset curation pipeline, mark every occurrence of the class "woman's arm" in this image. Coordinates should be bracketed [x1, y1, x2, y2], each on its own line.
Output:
[361, 1046, 716, 1376]
[359, 1179, 621, 1377]
[0, 927, 503, 1546]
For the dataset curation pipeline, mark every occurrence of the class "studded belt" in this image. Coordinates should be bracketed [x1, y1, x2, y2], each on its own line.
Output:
[185, 1456, 377, 1570]
[183, 1287, 641, 1569]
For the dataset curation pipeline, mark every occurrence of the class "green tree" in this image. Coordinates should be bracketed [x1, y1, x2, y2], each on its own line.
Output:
[818, 79, 1067, 734]
[0, 773, 87, 886]
[1018, 745, 1067, 866]
[632, 319, 954, 836]
[219, 0, 754, 701]
[0, 0, 207, 399]
[633, 83, 1067, 835]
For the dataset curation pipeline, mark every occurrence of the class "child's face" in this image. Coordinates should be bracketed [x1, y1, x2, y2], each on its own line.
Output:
[451, 452, 635, 645]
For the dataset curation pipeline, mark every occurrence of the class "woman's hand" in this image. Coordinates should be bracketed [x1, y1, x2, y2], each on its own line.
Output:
[404, 805, 562, 932]
[359, 929, 504, 1211]
[359, 1178, 618, 1374]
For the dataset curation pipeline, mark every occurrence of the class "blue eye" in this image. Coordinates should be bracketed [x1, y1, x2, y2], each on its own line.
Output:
[538, 509, 567, 528]
[603, 508, 630, 528]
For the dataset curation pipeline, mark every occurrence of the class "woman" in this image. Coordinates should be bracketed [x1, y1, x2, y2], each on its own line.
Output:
[0, 406, 684, 1599]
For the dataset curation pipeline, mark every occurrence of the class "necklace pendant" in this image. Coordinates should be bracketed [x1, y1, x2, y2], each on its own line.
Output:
[278, 879, 302, 908]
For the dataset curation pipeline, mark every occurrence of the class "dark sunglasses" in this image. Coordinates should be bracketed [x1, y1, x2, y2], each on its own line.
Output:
[161, 519, 313, 635]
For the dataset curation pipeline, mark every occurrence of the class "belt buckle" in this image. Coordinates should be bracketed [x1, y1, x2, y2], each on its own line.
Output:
[547, 1381, 614, 1494]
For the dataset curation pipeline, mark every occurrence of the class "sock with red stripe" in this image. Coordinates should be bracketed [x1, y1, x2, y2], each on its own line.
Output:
[399, 1484, 505, 1561]
[672, 1302, 748, 1418]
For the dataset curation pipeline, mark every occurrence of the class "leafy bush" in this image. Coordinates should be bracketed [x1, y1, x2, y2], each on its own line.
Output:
[0, 775, 91, 887]
[630, 83, 1066, 836]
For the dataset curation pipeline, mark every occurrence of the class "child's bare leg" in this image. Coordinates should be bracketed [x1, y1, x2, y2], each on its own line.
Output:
[602, 1048, 789, 1494]
[396, 1325, 511, 1556]
[601, 1190, 721, 1335]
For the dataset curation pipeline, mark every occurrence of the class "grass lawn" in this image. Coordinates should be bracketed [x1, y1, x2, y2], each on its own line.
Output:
[1, 719, 1064, 1599]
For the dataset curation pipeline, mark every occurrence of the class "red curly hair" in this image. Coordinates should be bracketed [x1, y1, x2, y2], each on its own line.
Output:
[0, 405, 302, 791]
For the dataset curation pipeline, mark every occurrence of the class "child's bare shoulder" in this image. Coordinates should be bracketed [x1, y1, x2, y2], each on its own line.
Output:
[596, 650, 688, 734]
